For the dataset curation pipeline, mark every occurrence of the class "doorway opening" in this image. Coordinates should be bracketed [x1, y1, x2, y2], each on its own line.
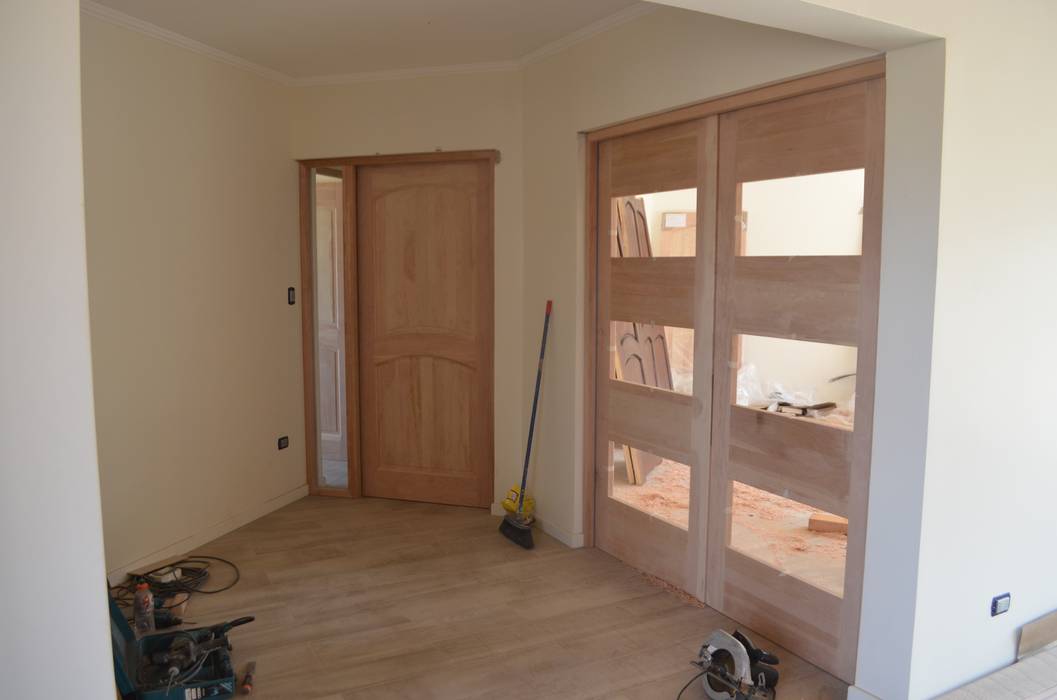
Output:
[299, 151, 497, 507]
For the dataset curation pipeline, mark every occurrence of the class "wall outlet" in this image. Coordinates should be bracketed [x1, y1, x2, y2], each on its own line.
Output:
[992, 593, 1011, 617]
[277, 435, 289, 450]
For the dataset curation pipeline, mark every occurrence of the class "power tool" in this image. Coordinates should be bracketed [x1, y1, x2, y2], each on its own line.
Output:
[693, 629, 780, 700]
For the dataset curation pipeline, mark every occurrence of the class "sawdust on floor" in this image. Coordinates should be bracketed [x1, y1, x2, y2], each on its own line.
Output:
[610, 459, 847, 596]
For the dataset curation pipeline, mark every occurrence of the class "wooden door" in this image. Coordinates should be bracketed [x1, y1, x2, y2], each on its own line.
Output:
[357, 159, 494, 508]
[594, 118, 717, 593]
[706, 80, 883, 682]
[314, 181, 347, 476]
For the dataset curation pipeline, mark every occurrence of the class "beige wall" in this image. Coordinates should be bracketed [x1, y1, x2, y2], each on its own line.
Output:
[81, 5, 874, 566]
[1, 1, 114, 696]
[521, 6, 874, 542]
[291, 72, 526, 511]
[82, 16, 306, 575]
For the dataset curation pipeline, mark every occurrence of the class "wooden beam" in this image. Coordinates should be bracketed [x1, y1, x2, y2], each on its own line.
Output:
[734, 82, 868, 183]
[728, 406, 852, 518]
[608, 380, 694, 465]
[731, 255, 861, 346]
[723, 548, 842, 667]
[606, 120, 700, 197]
[610, 257, 695, 328]
[583, 138, 599, 548]
[298, 164, 320, 495]
[298, 149, 499, 169]
[341, 165, 362, 497]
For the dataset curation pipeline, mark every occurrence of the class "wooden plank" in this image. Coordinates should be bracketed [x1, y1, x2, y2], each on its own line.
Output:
[586, 57, 884, 143]
[298, 149, 499, 168]
[688, 115, 718, 601]
[608, 380, 694, 466]
[836, 76, 885, 680]
[299, 164, 321, 495]
[723, 548, 842, 670]
[728, 406, 851, 518]
[705, 110, 740, 611]
[597, 498, 690, 589]
[341, 166, 362, 497]
[583, 138, 599, 548]
[610, 257, 695, 328]
[594, 139, 616, 557]
[731, 255, 861, 346]
[1021, 611, 1057, 660]
[735, 83, 869, 182]
[607, 120, 700, 197]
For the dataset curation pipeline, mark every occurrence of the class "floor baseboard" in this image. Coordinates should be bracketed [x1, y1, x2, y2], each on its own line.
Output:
[490, 502, 585, 549]
[106, 483, 309, 584]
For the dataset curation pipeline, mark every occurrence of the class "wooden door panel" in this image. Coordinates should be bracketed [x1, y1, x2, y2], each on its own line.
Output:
[375, 185, 476, 338]
[317, 348, 342, 436]
[595, 118, 715, 592]
[359, 160, 493, 508]
[707, 79, 883, 682]
[377, 356, 473, 476]
[315, 181, 346, 462]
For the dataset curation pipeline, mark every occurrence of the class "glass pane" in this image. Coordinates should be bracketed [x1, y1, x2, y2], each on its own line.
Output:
[735, 334, 856, 428]
[609, 442, 689, 530]
[610, 189, 696, 258]
[730, 482, 847, 597]
[611, 322, 693, 395]
[313, 168, 348, 489]
[739, 169, 863, 256]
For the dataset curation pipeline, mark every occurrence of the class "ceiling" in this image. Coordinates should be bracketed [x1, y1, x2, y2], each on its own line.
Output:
[84, 0, 648, 82]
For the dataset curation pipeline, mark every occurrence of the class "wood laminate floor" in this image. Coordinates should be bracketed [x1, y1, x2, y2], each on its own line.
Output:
[182, 496, 847, 699]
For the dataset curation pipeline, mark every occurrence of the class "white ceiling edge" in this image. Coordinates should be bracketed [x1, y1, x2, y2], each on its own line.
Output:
[646, 0, 936, 51]
[79, 0, 658, 87]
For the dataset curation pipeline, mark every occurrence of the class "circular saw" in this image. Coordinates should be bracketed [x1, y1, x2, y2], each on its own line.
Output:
[693, 629, 780, 700]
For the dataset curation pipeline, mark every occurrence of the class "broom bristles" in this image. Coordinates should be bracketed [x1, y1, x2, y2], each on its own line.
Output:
[499, 514, 534, 549]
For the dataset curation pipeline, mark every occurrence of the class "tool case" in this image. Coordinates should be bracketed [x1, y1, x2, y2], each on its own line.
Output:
[110, 597, 239, 699]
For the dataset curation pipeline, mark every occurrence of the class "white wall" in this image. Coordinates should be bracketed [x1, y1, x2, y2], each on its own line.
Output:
[81, 16, 307, 576]
[0, 1, 115, 697]
[521, 6, 875, 543]
[291, 71, 526, 512]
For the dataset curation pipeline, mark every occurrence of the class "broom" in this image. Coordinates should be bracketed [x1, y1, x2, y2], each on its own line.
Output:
[500, 300, 552, 549]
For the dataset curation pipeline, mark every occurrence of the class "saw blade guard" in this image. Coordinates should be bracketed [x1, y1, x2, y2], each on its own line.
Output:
[699, 629, 754, 700]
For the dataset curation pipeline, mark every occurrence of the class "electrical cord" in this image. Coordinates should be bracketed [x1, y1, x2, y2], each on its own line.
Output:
[675, 669, 708, 699]
[109, 554, 241, 614]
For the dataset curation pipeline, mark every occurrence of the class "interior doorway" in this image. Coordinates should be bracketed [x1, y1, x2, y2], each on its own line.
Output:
[300, 151, 497, 507]
[585, 59, 883, 683]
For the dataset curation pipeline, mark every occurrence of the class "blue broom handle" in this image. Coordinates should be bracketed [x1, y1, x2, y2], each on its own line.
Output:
[518, 300, 552, 515]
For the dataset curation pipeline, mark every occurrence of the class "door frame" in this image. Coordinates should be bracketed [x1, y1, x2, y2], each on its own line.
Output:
[583, 56, 883, 543]
[297, 149, 499, 498]
[581, 57, 884, 674]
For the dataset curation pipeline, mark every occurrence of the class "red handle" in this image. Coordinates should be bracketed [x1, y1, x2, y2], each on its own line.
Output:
[545, 300, 553, 315]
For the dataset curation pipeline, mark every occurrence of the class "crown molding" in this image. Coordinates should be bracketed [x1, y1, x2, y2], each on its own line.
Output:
[80, 0, 658, 87]
[80, 0, 295, 84]
[295, 60, 520, 87]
